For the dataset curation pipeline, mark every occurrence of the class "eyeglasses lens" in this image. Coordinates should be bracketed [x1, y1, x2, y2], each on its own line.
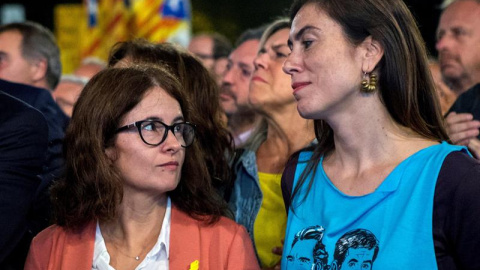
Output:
[140, 122, 194, 147]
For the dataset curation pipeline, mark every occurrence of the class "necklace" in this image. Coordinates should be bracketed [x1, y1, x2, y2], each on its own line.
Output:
[105, 239, 147, 261]
[100, 222, 161, 263]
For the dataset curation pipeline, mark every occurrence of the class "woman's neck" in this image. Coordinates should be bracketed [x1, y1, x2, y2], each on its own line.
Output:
[267, 104, 315, 152]
[323, 98, 436, 195]
[257, 104, 315, 173]
[329, 98, 430, 162]
[99, 193, 168, 269]
[102, 192, 167, 238]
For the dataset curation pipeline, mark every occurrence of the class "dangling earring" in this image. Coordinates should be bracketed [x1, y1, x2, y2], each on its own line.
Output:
[361, 72, 369, 92]
[361, 72, 377, 93]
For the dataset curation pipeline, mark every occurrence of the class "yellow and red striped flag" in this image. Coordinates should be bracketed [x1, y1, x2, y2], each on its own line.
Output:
[80, 0, 130, 60]
[131, 0, 191, 47]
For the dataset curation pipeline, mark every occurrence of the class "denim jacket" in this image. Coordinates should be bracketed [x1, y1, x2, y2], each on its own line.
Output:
[229, 148, 263, 249]
[228, 123, 267, 262]
[228, 120, 316, 264]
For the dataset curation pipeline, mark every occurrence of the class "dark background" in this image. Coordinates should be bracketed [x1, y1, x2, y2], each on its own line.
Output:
[2, 0, 443, 56]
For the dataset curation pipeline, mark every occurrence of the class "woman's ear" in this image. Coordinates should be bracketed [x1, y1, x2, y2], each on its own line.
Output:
[105, 147, 117, 162]
[361, 36, 384, 73]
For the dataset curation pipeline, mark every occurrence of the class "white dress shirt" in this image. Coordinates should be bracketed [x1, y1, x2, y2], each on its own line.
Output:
[92, 197, 171, 270]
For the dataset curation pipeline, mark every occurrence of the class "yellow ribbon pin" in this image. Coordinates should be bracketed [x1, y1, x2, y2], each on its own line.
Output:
[189, 260, 199, 270]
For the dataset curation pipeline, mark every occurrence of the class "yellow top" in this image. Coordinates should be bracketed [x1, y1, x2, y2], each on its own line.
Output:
[254, 172, 287, 268]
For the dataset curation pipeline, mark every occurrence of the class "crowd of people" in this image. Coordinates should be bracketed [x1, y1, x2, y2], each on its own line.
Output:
[1, 0, 480, 269]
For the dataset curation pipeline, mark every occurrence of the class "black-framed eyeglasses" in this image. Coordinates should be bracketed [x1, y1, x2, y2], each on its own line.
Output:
[115, 120, 196, 147]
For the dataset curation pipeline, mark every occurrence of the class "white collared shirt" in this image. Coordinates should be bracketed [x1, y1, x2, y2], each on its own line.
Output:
[92, 197, 171, 270]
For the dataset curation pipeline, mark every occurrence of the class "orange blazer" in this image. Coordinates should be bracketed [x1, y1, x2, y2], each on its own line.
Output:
[25, 206, 260, 270]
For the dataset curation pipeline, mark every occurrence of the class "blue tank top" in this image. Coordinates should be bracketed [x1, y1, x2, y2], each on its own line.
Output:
[282, 142, 465, 270]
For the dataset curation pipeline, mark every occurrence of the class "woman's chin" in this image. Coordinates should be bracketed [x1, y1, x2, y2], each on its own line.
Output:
[297, 105, 317, 120]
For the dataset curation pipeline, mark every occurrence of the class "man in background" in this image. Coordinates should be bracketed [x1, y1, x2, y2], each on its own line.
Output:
[220, 26, 264, 147]
[436, 0, 480, 157]
[0, 92, 48, 269]
[188, 32, 232, 85]
[73, 56, 106, 80]
[0, 21, 61, 92]
[436, 0, 480, 96]
[53, 75, 88, 117]
[0, 21, 67, 267]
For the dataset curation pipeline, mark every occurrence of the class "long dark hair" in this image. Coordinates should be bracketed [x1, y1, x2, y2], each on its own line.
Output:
[52, 66, 228, 229]
[108, 40, 234, 196]
[289, 0, 449, 207]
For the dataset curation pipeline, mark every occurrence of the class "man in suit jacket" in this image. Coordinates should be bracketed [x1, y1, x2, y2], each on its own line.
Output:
[0, 79, 68, 270]
[0, 20, 69, 248]
[0, 91, 49, 269]
[0, 21, 61, 92]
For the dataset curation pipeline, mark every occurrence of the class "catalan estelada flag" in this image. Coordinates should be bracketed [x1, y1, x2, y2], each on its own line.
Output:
[80, 0, 130, 60]
[131, 0, 191, 47]
[55, 0, 191, 70]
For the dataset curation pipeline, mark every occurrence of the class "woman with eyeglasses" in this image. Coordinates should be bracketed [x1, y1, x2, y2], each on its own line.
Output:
[108, 40, 234, 203]
[25, 66, 259, 270]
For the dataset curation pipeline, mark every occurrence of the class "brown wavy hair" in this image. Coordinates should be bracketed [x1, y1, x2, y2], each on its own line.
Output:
[108, 40, 234, 195]
[51, 66, 229, 229]
[289, 0, 450, 207]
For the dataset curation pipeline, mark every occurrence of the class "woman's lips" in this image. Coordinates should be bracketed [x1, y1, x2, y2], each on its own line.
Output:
[291, 82, 311, 93]
[158, 161, 179, 170]
[251, 76, 267, 83]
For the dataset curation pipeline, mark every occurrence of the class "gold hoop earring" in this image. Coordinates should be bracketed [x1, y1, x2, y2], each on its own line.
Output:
[361, 73, 377, 93]
[361, 72, 369, 92]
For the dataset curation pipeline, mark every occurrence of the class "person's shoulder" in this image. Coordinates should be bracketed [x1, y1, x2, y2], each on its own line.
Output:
[33, 222, 96, 243]
[449, 83, 480, 113]
[174, 208, 245, 237]
[441, 150, 480, 176]
[26, 222, 96, 269]
[438, 150, 480, 194]
[30, 225, 64, 250]
[0, 91, 47, 132]
[0, 91, 35, 113]
[458, 83, 480, 100]
[213, 216, 245, 233]
[25, 225, 63, 270]
[0, 79, 49, 103]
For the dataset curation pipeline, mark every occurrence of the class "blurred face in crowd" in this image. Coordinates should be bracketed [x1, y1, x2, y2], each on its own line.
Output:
[53, 80, 84, 117]
[0, 30, 42, 87]
[74, 63, 104, 80]
[250, 28, 294, 112]
[436, 0, 480, 90]
[213, 56, 229, 86]
[106, 86, 185, 196]
[220, 39, 259, 116]
[188, 35, 215, 71]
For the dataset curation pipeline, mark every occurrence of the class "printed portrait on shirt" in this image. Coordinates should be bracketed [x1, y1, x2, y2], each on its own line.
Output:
[285, 226, 379, 270]
[286, 225, 329, 270]
[330, 229, 379, 270]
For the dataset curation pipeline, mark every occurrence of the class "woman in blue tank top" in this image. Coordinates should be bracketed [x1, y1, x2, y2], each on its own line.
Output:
[281, 0, 480, 269]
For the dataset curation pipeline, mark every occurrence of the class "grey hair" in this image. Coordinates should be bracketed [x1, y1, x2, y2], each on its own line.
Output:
[59, 74, 89, 86]
[80, 57, 107, 68]
[0, 21, 61, 90]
